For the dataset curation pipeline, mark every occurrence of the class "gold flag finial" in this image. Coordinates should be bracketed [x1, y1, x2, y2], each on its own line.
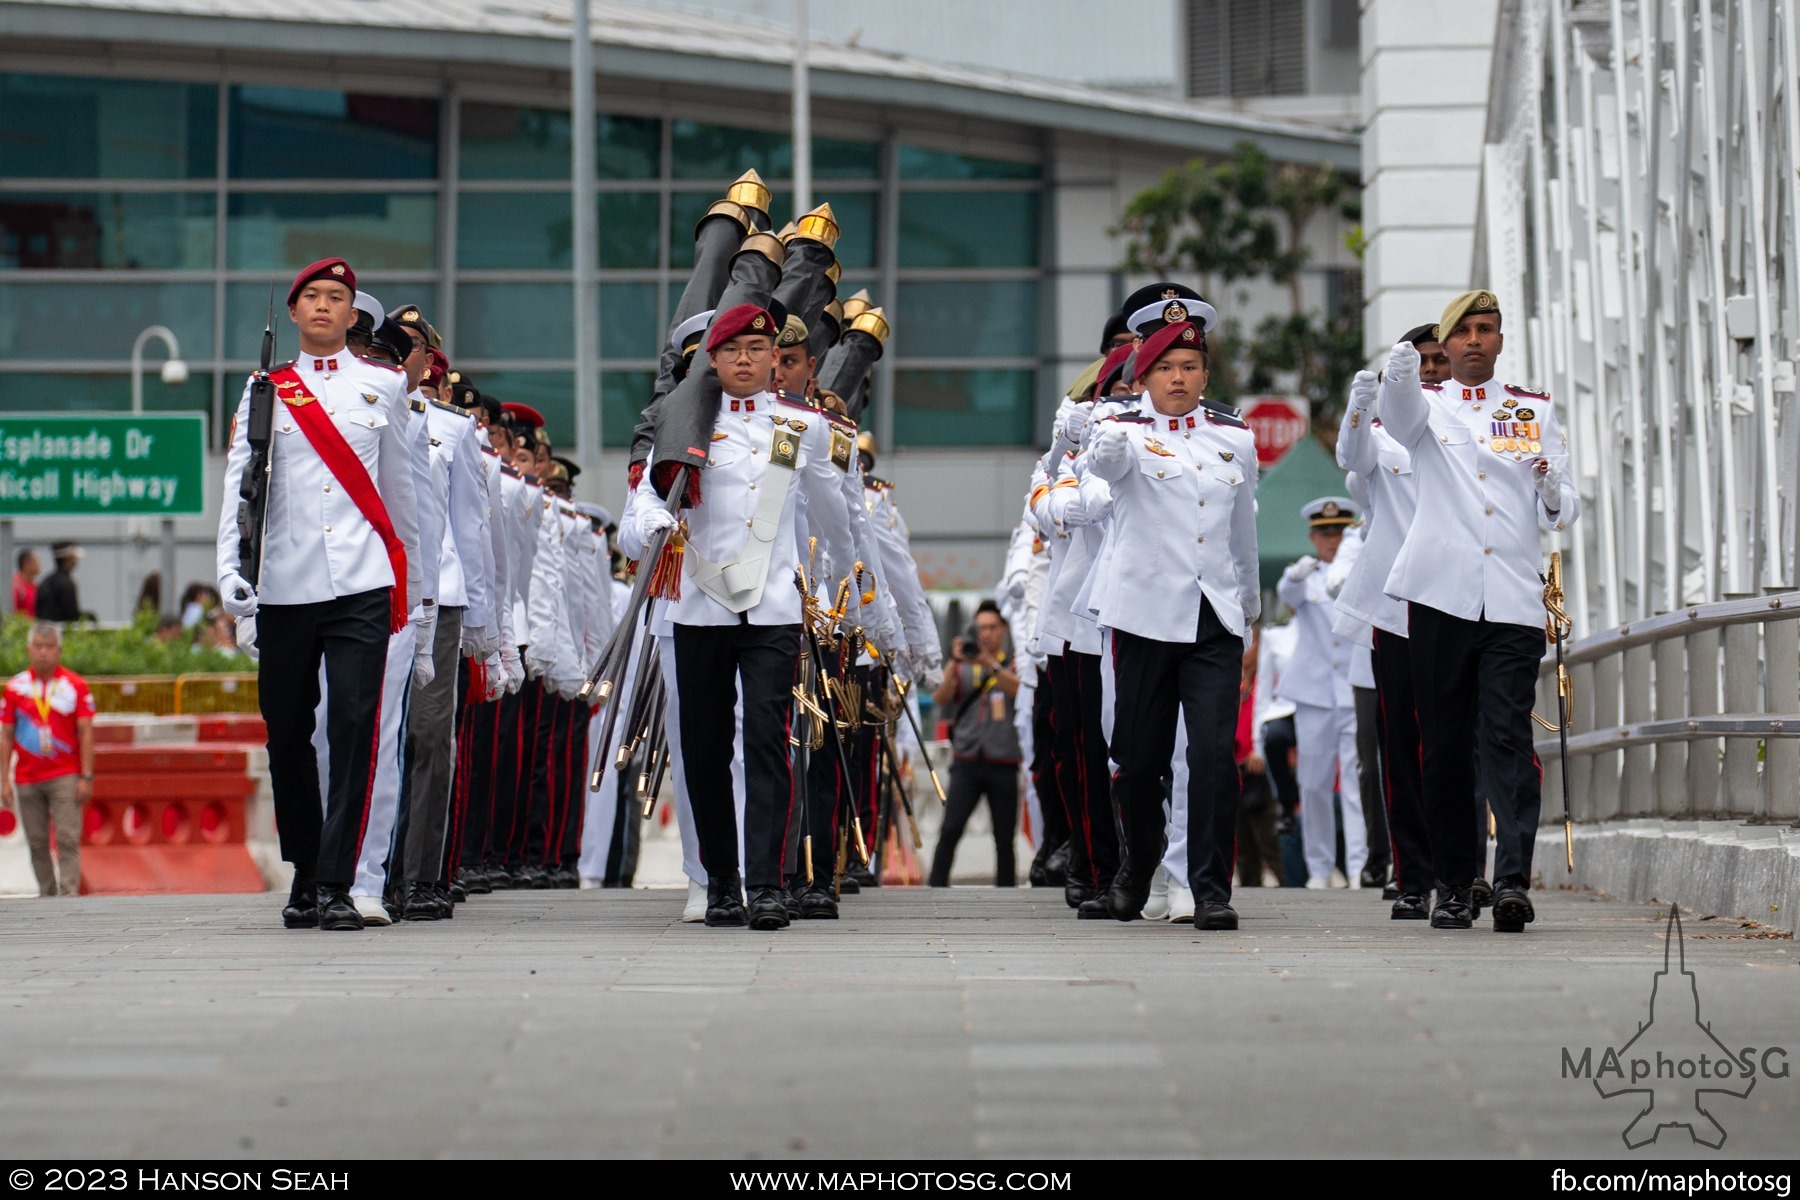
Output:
[850, 306, 890, 345]
[726, 168, 772, 216]
[793, 202, 840, 250]
[841, 290, 873, 324]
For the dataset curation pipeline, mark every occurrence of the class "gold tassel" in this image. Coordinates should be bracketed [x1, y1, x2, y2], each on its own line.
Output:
[646, 525, 685, 601]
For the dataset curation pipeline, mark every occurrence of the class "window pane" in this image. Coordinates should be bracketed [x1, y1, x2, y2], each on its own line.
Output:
[467, 369, 573, 443]
[0, 281, 214, 360]
[0, 74, 217, 179]
[0, 370, 216, 417]
[599, 191, 659, 268]
[671, 120, 788, 181]
[667, 192, 712, 270]
[460, 103, 570, 180]
[897, 145, 1039, 180]
[227, 193, 436, 270]
[896, 281, 1037, 358]
[455, 283, 572, 360]
[893, 369, 1034, 447]
[229, 86, 437, 179]
[768, 191, 877, 270]
[670, 120, 876, 181]
[601, 368, 655, 449]
[0, 192, 215, 270]
[224, 282, 437, 360]
[600, 283, 656, 360]
[899, 191, 1038, 268]
[600, 115, 661, 181]
[459, 192, 571, 270]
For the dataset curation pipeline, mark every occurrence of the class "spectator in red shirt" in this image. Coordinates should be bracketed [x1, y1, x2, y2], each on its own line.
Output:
[11, 548, 39, 616]
[1, 622, 97, 896]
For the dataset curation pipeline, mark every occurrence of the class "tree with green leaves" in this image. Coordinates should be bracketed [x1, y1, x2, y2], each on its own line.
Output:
[1117, 141, 1363, 441]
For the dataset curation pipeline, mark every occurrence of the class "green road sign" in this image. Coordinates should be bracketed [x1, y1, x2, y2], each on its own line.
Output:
[0, 414, 207, 516]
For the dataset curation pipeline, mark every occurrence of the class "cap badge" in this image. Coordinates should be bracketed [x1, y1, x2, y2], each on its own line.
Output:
[403, 310, 419, 322]
[1165, 301, 1188, 324]
[1179, 325, 1197, 342]
[752, 314, 767, 330]
[1322, 502, 1340, 517]
[1160, 288, 1179, 300]
[330, 264, 346, 276]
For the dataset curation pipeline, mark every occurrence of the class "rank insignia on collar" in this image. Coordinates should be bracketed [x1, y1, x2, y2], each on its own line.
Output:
[1141, 437, 1175, 457]
[1220, 450, 1234, 462]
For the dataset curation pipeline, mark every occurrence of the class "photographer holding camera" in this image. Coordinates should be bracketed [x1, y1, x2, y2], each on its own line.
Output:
[928, 600, 1023, 887]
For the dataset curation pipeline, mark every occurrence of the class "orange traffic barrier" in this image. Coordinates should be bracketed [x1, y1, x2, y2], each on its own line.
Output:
[83, 745, 265, 895]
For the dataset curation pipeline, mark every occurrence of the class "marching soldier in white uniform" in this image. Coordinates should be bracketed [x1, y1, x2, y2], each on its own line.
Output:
[1277, 497, 1365, 890]
[1078, 314, 1259, 930]
[217, 257, 423, 932]
[621, 304, 891, 930]
[1378, 289, 1580, 932]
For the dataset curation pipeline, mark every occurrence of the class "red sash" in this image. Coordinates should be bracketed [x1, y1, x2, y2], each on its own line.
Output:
[271, 367, 409, 633]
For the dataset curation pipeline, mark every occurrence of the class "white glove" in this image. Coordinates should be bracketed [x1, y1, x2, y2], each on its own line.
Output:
[220, 571, 258, 618]
[483, 651, 504, 701]
[409, 604, 438, 686]
[1532, 457, 1566, 510]
[1349, 369, 1377, 409]
[1001, 574, 1027, 604]
[1088, 424, 1133, 482]
[501, 645, 525, 694]
[235, 615, 259, 662]
[640, 505, 678, 539]
[1062, 403, 1092, 447]
[1386, 340, 1420, 384]
[920, 667, 944, 694]
[911, 640, 944, 674]
[1286, 555, 1320, 581]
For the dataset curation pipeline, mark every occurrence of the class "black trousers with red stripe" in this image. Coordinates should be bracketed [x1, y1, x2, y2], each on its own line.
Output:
[257, 587, 391, 888]
[1043, 649, 1119, 891]
[673, 622, 801, 889]
[1370, 627, 1432, 895]
[1029, 678, 1070, 852]
[1405, 603, 1544, 891]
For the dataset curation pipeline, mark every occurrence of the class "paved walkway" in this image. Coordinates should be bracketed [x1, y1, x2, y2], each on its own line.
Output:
[1, 887, 1794, 1159]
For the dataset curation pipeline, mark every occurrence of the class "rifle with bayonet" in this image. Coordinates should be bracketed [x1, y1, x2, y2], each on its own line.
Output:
[235, 287, 278, 588]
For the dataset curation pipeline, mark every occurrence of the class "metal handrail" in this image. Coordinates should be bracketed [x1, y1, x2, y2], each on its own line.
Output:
[1535, 589, 1800, 823]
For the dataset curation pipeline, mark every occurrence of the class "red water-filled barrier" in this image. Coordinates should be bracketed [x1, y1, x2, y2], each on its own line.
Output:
[82, 745, 264, 895]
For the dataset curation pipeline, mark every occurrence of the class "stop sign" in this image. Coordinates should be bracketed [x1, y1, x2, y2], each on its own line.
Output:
[1241, 396, 1311, 467]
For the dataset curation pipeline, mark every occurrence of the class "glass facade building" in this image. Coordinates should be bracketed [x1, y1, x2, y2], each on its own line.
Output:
[0, 71, 1046, 450]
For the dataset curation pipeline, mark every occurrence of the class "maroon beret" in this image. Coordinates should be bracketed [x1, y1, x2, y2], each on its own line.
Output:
[501, 401, 545, 429]
[287, 257, 356, 307]
[1137, 319, 1205, 375]
[1091, 342, 1136, 401]
[422, 348, 449, 390]
[706, 304, 777, 354]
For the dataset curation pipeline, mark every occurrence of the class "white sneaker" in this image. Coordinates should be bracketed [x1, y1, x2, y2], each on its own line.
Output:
[1261, 868, 1281, 888]
[681, 879, 706, 923]
[579, 877, 603, 890]
[353, 895, 391, 926]
[1329, 869, 1349, 889]
[1167, 882, 1195, 923]
[1141, 867, 1172, 921]
[1345, 873, 1363, 890]
[1304, 877, 1329, 890]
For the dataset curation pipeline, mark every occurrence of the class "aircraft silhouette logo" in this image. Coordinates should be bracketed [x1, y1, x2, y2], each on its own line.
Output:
[1592, 905, 1754, 1148]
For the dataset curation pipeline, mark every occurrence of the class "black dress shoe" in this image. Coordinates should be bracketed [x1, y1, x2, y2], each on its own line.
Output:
[281, 874, 318, 929]
[526, 865, 555, 890]
[1195, 901, 1239, 931]
[1043, 842, 1070, 887]
[448, 876, 468, 903]
[552, 864, 580, 889]
[402, 880, 438, 922]
[1028, 837, 1062, 888]
[1490, 876, 1535, 933]
[798, 886, 839, 919]
[1075, 893, 1113, 920]
[836, 872, 862, 895]
[747, 886, 790, 930]
[1430, 887, 1474, 929]
[1105, 867, 1158, 922]
[1064, 879, 1096, 909]
[1390, 892, 1430, 920]
[316, 884, 364, 931]
[462, 866, 492, 895]
[704, 874, 748, 927]
[847, 864, 879, 890]
[432, 882, 455, 919]
[1381, 881, 1401, 901]
[1471, 876, 1494, 910]
[1360, 865, 1389, 890]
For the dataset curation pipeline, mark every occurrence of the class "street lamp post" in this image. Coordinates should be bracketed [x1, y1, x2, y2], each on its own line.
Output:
[131, 325, 189, 613]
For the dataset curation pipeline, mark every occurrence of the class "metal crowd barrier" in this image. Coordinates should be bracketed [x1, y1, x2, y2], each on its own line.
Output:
[1536, 590, 1800, 824]
[87, 674, 259, 716]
